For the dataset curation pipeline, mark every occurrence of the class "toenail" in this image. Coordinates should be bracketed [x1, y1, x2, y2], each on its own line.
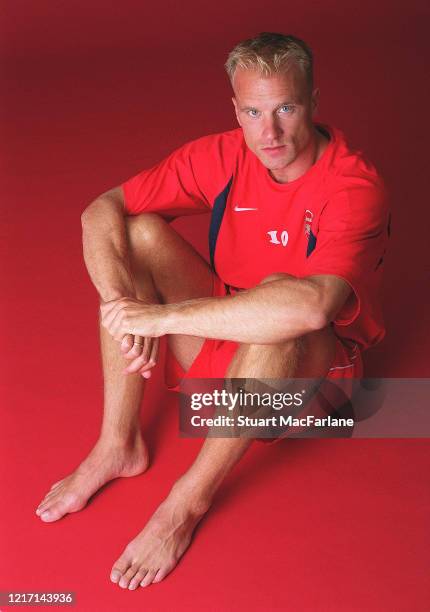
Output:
[110, 571, 120, 583]
[41, 512, 50, 520]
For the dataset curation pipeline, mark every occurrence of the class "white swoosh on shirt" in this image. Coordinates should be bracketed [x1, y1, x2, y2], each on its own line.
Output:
[234, 206, 258, 211]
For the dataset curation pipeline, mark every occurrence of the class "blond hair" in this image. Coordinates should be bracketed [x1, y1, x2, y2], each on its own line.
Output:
[225, 32, 314, 92]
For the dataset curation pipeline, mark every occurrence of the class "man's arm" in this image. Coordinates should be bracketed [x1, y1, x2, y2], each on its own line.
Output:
[82, 187, 161, 377]
[101, 274, 352, 344]
[81, 187, 136, 302]
[164, 274, 351, 342]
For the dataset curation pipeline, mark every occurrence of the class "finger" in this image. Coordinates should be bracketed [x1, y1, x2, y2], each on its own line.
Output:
[111, 307, 140, 341]
[124, 337, 151, 374]
[110, 310, 127, 341]
[136, 336, 151, 364]
[147, 337, 159, 367]
[101, 301, 126, 330]
[151, 337, 160, 362]
[123, 354, 149, 374]
[140, 338, 159, 378]
[121, 334, 134, 354]
[123, 335, 144, 358]
[100, 298, 125, 319]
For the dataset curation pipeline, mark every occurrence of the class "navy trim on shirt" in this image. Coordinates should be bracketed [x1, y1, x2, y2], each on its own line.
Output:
[306, 229, 317, 257]
[209, 176, 233, 272]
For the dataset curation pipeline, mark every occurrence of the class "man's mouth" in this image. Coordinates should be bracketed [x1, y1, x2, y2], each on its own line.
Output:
[262, 145, 286, 156]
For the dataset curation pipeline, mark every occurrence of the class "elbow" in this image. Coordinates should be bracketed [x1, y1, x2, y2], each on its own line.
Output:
[308, 307, 329, 332]
[81, 197, 110, 228]
[81, 203, 92, 226]
[277, 304, 328, 342]
[305, 286, 330, 332]
[275, 281, 329, 339]
[81, 200, 99, 226]
[81, 188, 125, 227]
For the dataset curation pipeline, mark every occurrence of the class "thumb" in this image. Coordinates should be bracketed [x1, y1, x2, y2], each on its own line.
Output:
[120, 334, 134, 353]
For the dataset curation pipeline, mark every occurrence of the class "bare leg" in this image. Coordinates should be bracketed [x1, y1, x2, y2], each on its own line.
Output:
[36, 214, 214, 522]
[110, 322, 336, 589]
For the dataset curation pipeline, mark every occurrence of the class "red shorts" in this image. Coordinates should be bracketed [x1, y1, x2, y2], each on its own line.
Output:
[165, 275, 363, 443]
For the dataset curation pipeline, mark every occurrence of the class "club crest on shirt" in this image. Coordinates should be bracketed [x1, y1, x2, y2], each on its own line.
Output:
[304, 209, 314, 238]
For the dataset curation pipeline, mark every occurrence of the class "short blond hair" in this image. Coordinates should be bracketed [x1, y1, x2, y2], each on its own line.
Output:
[225, 32, 314, 92]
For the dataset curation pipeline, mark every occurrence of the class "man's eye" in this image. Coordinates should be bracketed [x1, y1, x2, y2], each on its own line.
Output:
[247, 109, 259, 117]
[279, 105, 293, 113]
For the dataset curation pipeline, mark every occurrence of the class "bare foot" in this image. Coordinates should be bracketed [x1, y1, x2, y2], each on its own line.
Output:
[110, 484, 210, 589]
[36, 434, 149, 523]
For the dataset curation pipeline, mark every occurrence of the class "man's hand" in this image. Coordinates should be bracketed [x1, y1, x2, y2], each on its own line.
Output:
[119, 333, 160, 378]
[101, 297, 168, 339]
[101, 298, 166, 378]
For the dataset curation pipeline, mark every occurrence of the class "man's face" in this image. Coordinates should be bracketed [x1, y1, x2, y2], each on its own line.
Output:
[232, 66, 318, 182]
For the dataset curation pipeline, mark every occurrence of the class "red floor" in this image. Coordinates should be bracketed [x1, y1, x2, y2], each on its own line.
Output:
[1, 2, 430, 610]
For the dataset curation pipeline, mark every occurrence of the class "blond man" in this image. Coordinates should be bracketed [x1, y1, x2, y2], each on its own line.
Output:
[36, 33, 389, 589]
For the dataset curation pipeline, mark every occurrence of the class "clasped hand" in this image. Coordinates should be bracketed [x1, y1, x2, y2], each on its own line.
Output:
[100, 298, 167, 379]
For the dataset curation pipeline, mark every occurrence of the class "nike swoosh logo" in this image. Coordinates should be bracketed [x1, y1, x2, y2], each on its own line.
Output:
[234, 206, 258, 212]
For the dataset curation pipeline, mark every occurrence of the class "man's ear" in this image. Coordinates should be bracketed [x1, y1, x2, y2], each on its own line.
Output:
[311, 88, 320, 115]
[232, 97, 242, 126]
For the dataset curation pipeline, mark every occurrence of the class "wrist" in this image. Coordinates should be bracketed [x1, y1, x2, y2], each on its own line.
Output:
[100, 287, 136, 303]
[162, 303, 182, 335]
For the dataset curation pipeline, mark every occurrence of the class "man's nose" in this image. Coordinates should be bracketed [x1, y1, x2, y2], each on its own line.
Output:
[262, 116, 283, 141]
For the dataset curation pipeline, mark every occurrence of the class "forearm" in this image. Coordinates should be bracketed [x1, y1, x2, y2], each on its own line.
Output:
[165, 277, 325, 344]
[81, 196, 135, 302]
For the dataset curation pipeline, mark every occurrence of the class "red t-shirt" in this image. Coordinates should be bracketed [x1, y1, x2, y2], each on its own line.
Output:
[122, 124, 390, 351]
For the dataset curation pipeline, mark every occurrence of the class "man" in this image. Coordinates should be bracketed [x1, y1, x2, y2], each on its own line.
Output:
[36, 33, 389, 589]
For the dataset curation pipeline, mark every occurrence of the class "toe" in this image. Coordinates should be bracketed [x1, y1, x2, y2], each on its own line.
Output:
[128, 569, 147, 591]
[39, 500, 70, 522]
[48, 483, 64, 495]
[39, 490, 60, 506]
[36, 486, 66, 514]
[39, 510, 58, 522]
[39, 509, 55, 522]
[50, 480, 63, 490]
[140, 569, 158, 588]
[110, 569, 121, 584]
[36, 498, 55, 515]
[110, 555, 131, 584]
[118, 565, 138, 589]
[36, 503, 46, 515]
[153, 566, 173, 584]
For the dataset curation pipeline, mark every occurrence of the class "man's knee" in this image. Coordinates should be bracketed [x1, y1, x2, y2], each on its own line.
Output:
[125, 213, 168, 253]
[234, 334, 302, 372]
[227, 337, 301, 381]
[259, 272, 296, 285]
[228, 272, 335, 377]
[232, 327, 335, 380]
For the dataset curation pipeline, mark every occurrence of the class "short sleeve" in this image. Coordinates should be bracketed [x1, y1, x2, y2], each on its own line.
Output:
[122, 131, 239, 220]
[301, 184, 390, 326]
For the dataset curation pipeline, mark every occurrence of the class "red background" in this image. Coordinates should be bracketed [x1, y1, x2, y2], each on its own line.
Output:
[1, 1, 429, 610]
